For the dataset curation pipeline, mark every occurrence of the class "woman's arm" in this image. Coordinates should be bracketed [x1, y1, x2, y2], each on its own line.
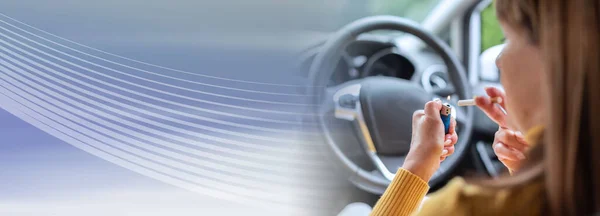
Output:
[371, 100, 458, 215]
[370, 169, 430, 215]
[371, 170, 472, 216]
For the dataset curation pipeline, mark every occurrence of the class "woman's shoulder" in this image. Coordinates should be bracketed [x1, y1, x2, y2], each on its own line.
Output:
[417, 177, 544, 215]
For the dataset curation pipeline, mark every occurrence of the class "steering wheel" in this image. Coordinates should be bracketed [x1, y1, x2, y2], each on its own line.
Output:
[307, 16, 474, 194]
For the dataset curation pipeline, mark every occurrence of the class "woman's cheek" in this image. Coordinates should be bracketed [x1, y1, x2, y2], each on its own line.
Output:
[498, 65, 513, 88]
[497, 50, 521, 87]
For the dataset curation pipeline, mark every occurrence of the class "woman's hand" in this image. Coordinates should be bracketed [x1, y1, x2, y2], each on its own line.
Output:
[475, 87, 529, 172]
[403, 99, 458, 182]
[492, 128, 528, 172]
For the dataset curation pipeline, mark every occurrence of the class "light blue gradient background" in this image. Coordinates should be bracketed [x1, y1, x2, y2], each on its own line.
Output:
[0, 0, 357, 215]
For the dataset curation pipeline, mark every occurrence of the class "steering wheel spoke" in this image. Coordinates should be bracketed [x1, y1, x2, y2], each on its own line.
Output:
[318, 81, 361, 116]
[330, 81, 398, 181]
[431, 86, 456, 97]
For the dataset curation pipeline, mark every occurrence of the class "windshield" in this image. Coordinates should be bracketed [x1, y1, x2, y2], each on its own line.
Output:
[333, 0, 443, 30]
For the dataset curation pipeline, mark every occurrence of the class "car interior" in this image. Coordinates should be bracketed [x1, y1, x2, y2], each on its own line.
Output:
[295, 0, 508, 213]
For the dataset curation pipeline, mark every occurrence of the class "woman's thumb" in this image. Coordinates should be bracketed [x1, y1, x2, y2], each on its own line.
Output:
[424, 100, 442, 117]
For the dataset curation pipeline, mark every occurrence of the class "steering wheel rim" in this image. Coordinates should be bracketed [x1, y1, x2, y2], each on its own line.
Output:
[307, 16, 474, 193]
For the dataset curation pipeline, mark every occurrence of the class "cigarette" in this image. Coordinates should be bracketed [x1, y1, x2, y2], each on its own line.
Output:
[457, 97, 503, 106]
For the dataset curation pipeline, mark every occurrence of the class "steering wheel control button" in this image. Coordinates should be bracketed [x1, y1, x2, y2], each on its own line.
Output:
[339, 94, 357, 109]
[421, 65, 449, 93]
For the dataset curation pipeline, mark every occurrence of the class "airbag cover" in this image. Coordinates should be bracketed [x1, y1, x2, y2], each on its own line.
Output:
[359, 77, 433, 155]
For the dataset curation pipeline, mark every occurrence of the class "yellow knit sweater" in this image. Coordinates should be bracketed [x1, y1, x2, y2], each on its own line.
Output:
[370, 126, 545, 216]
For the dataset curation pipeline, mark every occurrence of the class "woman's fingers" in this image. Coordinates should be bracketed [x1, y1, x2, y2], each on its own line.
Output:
[484, 87, 507, 108]
[475, 96, 507, 127]
[451, 131, 458, 145]
[449, 116, 457, 134]
[441, 146, 455, 157]
[492, 128, 529, 172]
[494, 129, 528, 151]
[441, 121, 458, 159]
[475, 87, 508, 127]
[424, 100, 443, 118]
[444, 132, 458, 145]
[440, 146, 454, 162]
[412, 110, 425, 120]
[440, 130, 457, 161]
[515, 131, 527, 143]
[493, 142, 526, 161]
[445, 118, 458, 145]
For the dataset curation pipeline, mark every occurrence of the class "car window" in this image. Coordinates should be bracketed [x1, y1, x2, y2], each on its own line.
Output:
[481, 4, 504, 52]
[335, 0, 442, 30]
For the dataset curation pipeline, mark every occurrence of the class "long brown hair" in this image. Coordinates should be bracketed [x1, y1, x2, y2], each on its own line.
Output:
[496, 0, 600, 215]
[493, 0, 600, 215]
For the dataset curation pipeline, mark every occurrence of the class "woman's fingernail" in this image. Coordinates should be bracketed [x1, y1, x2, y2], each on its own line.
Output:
[507, 130, 515, 136]
[515, 131, 524, 137]
[442, 149, 449, 155]
[515, 131, 527, 141]
[445, 139, 452, 145]
[493, 142, 504, 150]
[516, 152, 526, 160]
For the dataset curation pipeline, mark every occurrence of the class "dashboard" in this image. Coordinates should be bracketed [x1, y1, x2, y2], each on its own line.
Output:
[300, 37, 454, 97]
[330, 40, 415, 85]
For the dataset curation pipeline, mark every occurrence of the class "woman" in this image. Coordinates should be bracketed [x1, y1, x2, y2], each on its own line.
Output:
[370, 0, 600, 215]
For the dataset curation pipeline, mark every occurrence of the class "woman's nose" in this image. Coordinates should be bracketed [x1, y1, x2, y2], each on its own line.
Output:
[495, 52, 503, 69]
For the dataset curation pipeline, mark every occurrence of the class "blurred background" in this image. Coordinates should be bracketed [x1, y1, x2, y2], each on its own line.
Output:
[0, 0, 505, 215]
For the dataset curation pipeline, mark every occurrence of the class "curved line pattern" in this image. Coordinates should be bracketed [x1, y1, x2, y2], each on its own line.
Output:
[0, 62, 338, 182]
[0, 98, 328, 207]
[0, 53, 313, 147]
[0, 27, 318, 111]
[0, 46, 314, 131]
[0, 63, 321, 162]
[0, 76, 337, 208]
[0, 14, 335, 211]
[0, 14, 316, 90]
[0, 80, 323, 189]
